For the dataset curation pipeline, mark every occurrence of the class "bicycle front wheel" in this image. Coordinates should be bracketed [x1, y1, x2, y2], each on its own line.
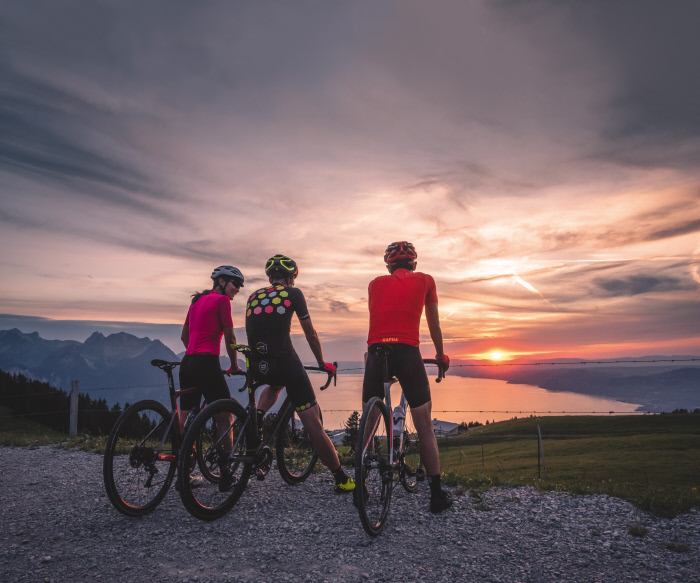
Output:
[103, 400, 177, 517]
[177, 399, 255, 521]
[354, 397, 392, 536]
[276, 408, 320, 485]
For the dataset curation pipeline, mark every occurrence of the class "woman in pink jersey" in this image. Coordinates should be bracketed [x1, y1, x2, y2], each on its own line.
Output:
[178, 265, 244, 432]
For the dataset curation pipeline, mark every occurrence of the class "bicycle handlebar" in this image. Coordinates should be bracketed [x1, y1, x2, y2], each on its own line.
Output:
[303, 362, 337, 391]
[422, 359, 446, 383]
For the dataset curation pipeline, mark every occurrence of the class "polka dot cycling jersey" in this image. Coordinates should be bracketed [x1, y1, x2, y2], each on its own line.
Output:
[245, 285, 310, 358]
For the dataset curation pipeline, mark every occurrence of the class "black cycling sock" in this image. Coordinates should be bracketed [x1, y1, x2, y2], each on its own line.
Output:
[332, 465, 349, 485]
[256, 409, 265, 434]
[427, 474, 442, 498]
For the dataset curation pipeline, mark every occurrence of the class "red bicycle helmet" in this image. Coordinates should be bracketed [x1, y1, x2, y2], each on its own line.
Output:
[384, 241, 417, 269]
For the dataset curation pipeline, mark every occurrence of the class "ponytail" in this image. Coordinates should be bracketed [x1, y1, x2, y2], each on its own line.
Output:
[190, 290, 211, 305]
[191, 275, 234, 304]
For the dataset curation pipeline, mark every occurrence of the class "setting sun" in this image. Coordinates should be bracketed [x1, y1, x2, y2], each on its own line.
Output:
[490, 351, 504, 360]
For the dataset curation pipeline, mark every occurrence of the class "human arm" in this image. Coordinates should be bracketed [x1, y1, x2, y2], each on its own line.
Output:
[425, 302, 448, 370]
[299, 316, 325, 367]
[223, 326, 239, 374]
[181, 323, 189, 350]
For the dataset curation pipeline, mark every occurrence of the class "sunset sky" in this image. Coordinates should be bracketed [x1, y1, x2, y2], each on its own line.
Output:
[1, 1, 699, 361]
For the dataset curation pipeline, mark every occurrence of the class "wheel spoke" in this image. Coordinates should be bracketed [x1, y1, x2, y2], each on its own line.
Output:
[355, 398, 392, 536]
[103, 401, 177, 517]
[177, 400, 254, 521]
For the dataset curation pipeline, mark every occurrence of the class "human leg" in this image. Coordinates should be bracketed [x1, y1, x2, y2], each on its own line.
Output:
[297, 404, 340, 470]
[410, 401, 440, 475]
[256, 385, 284, 412]
[410, 402, 452, 511]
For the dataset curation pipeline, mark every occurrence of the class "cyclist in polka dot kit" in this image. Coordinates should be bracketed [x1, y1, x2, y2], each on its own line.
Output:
[245, 254, 356, 494]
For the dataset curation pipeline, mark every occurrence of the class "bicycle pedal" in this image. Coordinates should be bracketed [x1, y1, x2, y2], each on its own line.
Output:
[255, 468, 267, 481]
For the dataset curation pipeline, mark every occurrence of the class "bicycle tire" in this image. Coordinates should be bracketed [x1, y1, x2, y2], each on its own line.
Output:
[103, 400, 177, 517]
[399, 405, 422, 493]
[177, 399, 255, 521]
[195, 423, 221, 484]
[275, 408, 320, 485]
[354, 397, 392, 536]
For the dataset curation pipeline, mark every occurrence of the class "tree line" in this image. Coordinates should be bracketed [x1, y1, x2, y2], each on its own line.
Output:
[0, 369, 125, 435]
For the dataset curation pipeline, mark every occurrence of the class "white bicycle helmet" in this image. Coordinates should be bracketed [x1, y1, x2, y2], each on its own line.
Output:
[211, 265, 244, 286]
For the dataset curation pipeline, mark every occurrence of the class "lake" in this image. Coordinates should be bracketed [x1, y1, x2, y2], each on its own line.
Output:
[230, 373, 642, 431]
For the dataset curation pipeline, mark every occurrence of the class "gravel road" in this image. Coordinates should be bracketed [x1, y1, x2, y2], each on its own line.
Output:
[0, 446, 698, 583]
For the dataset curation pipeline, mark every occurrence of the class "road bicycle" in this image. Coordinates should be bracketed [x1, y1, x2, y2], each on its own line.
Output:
[176, 343, 336, 521]
[354, 343, 446, 536]
[103, 359, 230, 517]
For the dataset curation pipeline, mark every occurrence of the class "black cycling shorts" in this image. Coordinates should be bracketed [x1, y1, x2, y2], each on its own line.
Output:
[178, 353, 231, 410]
[362, 343, 431, 409]
[250, 351, 317, 412]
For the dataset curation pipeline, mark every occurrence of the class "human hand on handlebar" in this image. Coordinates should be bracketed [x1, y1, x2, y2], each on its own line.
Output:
[321, 362, 337, 374]
[436, 354, 450, 372]
[225, 365, 241, 376]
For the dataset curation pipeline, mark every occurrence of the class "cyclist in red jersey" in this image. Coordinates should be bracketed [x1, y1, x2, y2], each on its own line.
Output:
[179, 265, 244, 433]
[246, 255, 356, 494]
[363, 241, 453, 513]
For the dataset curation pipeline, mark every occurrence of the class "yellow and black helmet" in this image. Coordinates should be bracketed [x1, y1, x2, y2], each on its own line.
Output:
[265, 254, 298, 278]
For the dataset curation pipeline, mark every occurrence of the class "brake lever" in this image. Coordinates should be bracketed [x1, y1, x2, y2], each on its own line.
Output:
[422, 359, 446, 383]
[304, 364, 336, 391]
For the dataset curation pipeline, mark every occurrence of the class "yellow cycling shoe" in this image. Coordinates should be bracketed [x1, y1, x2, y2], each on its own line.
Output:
[334, 476, 356, 494]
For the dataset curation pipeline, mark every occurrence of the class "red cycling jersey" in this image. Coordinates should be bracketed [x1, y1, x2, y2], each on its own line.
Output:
[367, 269, 438, 347]
[184, 292, 233, 355]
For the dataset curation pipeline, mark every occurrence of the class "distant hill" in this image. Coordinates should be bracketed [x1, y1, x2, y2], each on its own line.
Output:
[0, 328, 180, 407]
[449, 360, 700, 412]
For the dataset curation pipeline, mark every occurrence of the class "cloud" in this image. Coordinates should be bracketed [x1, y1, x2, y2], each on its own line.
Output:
[328, 300, 351, 314]
[528, 1, 700, 169]
[594, 275, 688, 297]
[1, 1, 700, 360]
[0, 64, 183, 215]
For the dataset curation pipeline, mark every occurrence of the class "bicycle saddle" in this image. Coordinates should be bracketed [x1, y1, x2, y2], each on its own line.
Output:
[369, 343, 394, 356]
[150, 359, 180, 369]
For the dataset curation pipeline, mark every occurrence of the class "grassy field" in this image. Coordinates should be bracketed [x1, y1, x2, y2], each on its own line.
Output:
[437, 415, 700, 517]
[0, 404, 108, 451]
[2, 405, 698, 516]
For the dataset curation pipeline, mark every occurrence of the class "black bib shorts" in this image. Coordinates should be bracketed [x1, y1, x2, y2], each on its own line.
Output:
[178, 353, 231, 410]
[362, 343, 431, 409]
[250, 351, 317, 412]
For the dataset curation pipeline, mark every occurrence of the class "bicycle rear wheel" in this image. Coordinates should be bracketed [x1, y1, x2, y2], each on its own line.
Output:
[103, 400, 177, 517]
[177, 399, 255, 521]
[276, 408, 320, 485]
[354, 397, 392, 536]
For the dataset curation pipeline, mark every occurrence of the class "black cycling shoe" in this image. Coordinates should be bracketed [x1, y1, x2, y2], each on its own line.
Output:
[429, 490, 453, 513]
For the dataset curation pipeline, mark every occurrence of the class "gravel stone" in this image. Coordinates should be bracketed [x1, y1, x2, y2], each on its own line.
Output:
[0, 446, 698, 582]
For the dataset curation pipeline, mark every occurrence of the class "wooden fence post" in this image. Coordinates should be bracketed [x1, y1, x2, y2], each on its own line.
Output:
[69, 380, 78, 437]
[537, 418, 547, 478]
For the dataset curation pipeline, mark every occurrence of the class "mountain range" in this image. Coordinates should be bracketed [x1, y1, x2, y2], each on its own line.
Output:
[0, 328, 181, 407]
[1, 328, 699, 412]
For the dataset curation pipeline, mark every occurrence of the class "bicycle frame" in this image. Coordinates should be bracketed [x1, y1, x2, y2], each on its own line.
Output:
[216, 344, 336, 468]
[148, 359, 214, 463]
